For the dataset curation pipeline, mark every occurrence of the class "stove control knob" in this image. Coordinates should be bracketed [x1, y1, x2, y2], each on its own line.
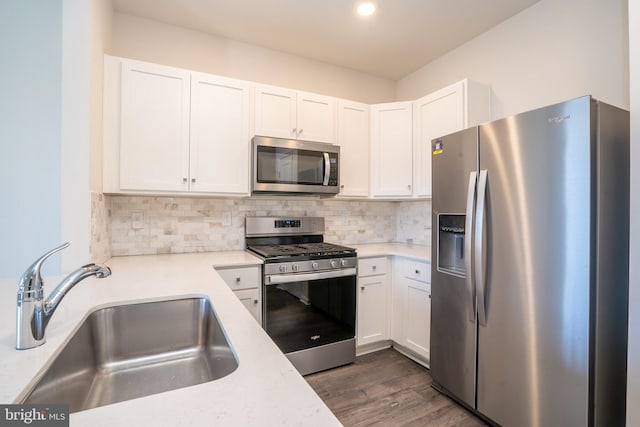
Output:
[292, 264, 300, 272]
[330, 260, 339, 268]
[311, 262, 319, 270]
[279, 265, 287, 273]
[341, 259, 348, 267]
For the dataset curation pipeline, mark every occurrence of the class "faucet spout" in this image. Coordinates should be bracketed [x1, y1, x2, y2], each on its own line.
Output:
[33, 264, 112, 339]
[16, 244, 111, 350]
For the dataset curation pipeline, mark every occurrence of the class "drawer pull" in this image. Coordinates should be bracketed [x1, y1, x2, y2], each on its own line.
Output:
[253, 299, 259, 305]
[235, 277, 241, 282]
[361, 286, 365, 291]
[372, 265, 377, 270]
[415, 269, 420, 274]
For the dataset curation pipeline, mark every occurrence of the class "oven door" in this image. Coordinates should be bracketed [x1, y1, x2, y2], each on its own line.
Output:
[264, 269, 356, 354]
[252, 136, 339, 195]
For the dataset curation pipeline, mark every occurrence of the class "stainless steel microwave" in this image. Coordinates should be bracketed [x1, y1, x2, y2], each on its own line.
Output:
[252, 136, 340, 195]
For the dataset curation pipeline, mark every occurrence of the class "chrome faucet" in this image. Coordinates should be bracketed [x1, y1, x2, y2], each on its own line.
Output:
[16, 243, 111, 350]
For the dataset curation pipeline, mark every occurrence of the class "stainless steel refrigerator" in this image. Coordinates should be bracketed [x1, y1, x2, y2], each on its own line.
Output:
[430, 96, 629, 427]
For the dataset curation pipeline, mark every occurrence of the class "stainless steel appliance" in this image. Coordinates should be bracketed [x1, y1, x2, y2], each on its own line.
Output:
[431, 96, 629, 427]
[245, 217, 356, 375]
[252, 136, 340, 195]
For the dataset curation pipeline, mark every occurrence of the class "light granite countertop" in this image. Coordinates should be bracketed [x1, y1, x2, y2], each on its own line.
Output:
[350, 243, 431, 263]
[0, 251, 340, 426]
[0, 243, 430, 426]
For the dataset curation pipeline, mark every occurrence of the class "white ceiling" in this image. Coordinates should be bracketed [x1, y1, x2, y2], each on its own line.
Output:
[112, 0, 541, 80]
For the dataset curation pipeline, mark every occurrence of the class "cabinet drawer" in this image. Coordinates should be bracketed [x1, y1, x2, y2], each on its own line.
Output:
[216, 266, 261, 291]
[403, 260, 431, 283]
[358, 257, 389, 277]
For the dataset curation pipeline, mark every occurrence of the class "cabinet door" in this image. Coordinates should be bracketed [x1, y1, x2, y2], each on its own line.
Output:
[370, 102, 413, 197]
[357, 274, 390, 346]
[337, 100, 369, 197]
[234, 288, 262, 325]
[297, 92, 336, 144]
[254, 85, 297, 139]
[404, 279, 431, 362]
[119, 60, 190, 191]
[190, 73, 250, 194]
[413, 82, 465, 197]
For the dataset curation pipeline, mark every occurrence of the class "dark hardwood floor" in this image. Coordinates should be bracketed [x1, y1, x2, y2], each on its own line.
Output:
[305, 348, 487, 427]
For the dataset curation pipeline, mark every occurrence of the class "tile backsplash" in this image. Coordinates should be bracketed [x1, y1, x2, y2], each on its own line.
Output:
[102, 195, 432, 258]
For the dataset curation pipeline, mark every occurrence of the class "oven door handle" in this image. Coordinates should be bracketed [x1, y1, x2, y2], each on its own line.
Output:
[266, 268, 357, 285]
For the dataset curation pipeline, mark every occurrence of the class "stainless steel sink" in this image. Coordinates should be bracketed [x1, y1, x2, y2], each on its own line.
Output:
[20, 297, 238, 413]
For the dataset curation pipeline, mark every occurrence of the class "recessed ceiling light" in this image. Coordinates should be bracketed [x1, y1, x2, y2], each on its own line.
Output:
[356, 1, 377, 17]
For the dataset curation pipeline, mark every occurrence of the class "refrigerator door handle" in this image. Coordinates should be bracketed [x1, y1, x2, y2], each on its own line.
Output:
[476, 169, 488, 326]
[464, 171, 477, 321]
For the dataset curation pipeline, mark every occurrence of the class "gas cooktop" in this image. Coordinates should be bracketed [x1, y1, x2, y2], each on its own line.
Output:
[247, 242, 355, 259]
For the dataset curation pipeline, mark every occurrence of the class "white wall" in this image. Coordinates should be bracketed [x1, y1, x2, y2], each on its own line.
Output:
[396, 0, 629, 119]
[110, 13, 395, 104]
[61, 0, 92, 272]
[89, 0, 112, 193]
[0, 1, 63, 279]
[627, 0, 639, 424]
[0, 0, 106, 279]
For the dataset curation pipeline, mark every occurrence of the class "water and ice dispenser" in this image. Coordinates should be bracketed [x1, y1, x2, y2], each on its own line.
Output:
[437, 214, 466, 277]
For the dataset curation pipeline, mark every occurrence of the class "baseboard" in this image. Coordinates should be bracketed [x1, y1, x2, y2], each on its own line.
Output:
[356, 340, 392, 356]
[391, 342, 430, 369]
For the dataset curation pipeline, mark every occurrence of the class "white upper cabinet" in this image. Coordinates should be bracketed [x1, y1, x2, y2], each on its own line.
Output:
[413, 79, 491, 198]
[103, 56, 251, 195]
[119, 60, 191, 192]
[104, 55, 490, 200]
[254, 86, 297, 140]
[337, 100, 369, 197]
[190, 72, 251, 194]
[370, 101, 413, 197]
[255, 85, 336, 144]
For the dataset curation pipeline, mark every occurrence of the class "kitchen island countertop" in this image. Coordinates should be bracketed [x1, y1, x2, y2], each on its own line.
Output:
[0, 251, 341, 426]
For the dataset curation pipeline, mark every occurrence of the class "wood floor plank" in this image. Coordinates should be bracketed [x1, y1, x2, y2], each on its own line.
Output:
[305, 348, 487, 427]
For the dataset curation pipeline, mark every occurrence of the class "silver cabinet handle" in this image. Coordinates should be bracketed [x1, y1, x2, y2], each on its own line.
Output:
[182, 178, 188, 183]
[299, 129, 303, 134]
[191, 178, 196, 183]
[465, 171, 477, 321]
[292, 128, 297, 135]
[475, 169, 488, 326]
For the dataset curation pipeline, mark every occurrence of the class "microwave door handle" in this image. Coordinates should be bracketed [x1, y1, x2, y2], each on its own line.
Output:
[323, 152, 330, 186]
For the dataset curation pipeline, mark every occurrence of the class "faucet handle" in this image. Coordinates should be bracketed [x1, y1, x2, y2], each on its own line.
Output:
[18, 242, 70, 295]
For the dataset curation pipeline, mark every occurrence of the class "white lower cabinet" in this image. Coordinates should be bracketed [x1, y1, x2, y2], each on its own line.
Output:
[215, 265, 262, 325]
[233, 288, 261, 322]
[393, 258, 431, 366]
[356, 255, 431, 364]
[357, 257, 391, 349]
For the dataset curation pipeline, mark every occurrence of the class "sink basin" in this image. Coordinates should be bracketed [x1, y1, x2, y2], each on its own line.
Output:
[21, 297, 238, 413]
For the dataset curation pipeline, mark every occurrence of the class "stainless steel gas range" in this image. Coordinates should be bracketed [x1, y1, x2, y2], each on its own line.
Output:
[245, 217, 357, 375]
